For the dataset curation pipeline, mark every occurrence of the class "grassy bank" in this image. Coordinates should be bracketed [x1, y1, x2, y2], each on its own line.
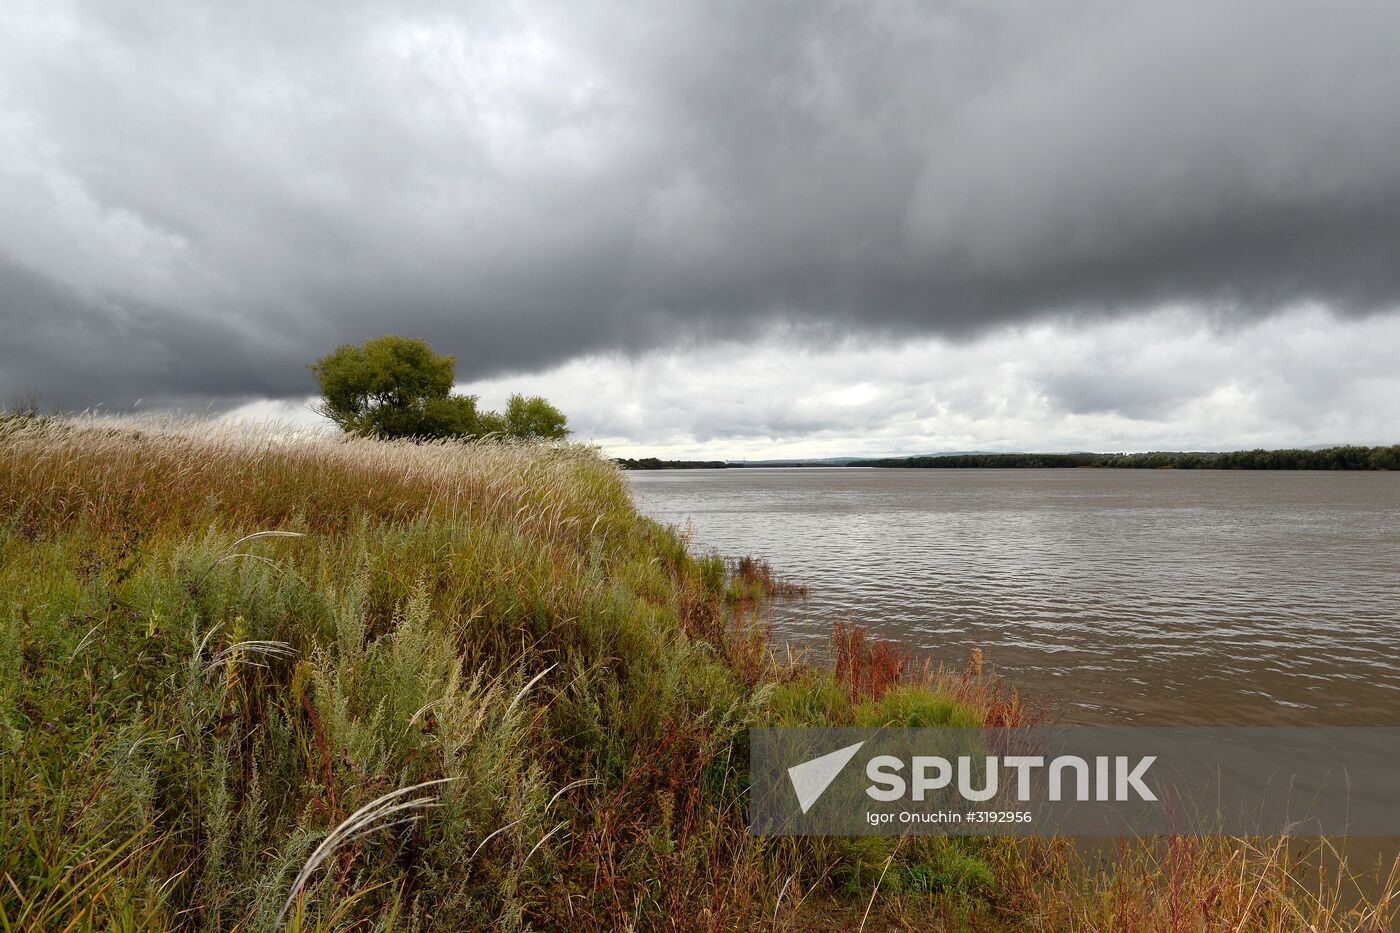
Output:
[1, 418, 1395, 930]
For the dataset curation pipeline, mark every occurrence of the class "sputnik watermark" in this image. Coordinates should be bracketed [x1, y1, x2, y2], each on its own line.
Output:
[751, 727, 1400, 836]
[787, 742, 1156, 814]
[787, 741, 865, 814]
[864, 754, 1156, 803]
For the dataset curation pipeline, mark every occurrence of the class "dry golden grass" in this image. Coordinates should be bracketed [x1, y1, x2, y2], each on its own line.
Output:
[1, 414, 624, 542]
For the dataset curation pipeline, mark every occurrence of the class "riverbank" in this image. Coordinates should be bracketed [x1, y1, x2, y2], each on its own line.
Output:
[2, 418, 1394, 929]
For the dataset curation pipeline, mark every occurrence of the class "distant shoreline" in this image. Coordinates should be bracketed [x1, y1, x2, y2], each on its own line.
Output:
[618, 444, 1400, 471]
[615, 457, 730, 470]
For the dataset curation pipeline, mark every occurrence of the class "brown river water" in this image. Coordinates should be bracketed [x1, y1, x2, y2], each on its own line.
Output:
[627, 468, 1400, 726]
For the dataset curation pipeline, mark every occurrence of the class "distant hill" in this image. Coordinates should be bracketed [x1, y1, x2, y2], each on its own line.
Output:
[726, 457, 863, 467]
[853, 446, 1400, 470]
[713, 451, 1001, 467]
[616, 446, 1400, 471]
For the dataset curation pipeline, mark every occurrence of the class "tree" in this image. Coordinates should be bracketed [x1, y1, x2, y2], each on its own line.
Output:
[311, 335, 569, 442]
[311, 335, 482, 439]
[502, 393, 569, 440]
[3, 388, 45, 419]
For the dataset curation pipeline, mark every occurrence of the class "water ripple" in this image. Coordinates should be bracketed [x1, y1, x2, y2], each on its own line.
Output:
[629, 468, 1400, 725]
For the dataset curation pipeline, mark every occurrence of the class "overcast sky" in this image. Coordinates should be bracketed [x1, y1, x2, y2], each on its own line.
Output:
[4, 1, 1399, 456]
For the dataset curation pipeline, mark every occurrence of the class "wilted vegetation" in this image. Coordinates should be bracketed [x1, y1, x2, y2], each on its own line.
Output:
[1, 417, 1395, 930]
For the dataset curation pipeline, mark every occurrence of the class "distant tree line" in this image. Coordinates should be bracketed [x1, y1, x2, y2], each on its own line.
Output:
[861, 453, 1099, 469]
[857, 445, 1400, 470]
[616, 457, 728, 470]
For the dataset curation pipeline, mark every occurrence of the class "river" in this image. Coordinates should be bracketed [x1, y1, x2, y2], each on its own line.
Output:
[627, 468, 1400, 725]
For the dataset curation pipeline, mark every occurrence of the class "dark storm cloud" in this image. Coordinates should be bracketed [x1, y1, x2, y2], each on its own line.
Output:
[3, 0, 1400, 408]
[0, 258, 300, 410]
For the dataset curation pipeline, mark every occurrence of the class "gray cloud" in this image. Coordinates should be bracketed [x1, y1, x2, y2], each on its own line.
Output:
[1040, 371, 1202, 421]
[425, 308, 1400, 459]
[4, 0, 1400, 409]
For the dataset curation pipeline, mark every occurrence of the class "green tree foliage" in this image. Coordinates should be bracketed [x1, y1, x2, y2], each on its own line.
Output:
[502, 393, 569, 440]
[311, 335, 472, 438]
[311, 335, 568, 441]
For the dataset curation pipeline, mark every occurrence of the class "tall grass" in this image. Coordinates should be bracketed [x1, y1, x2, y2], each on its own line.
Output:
[1, 415, 1395, 930]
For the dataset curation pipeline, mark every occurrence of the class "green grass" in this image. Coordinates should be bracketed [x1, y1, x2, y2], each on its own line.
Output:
[0, 417, 1003, 930]
[2, 416, 1395, 931]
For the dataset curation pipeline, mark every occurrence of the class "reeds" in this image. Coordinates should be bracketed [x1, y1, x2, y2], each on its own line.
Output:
[274, 778, 457, 928]
[833, 620, 911, 701]
[727, 555, 810, 603]
[993, 833, 1400, 931]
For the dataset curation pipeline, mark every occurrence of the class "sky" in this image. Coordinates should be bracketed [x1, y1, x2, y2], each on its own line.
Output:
[3, 0, 1399, 458]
